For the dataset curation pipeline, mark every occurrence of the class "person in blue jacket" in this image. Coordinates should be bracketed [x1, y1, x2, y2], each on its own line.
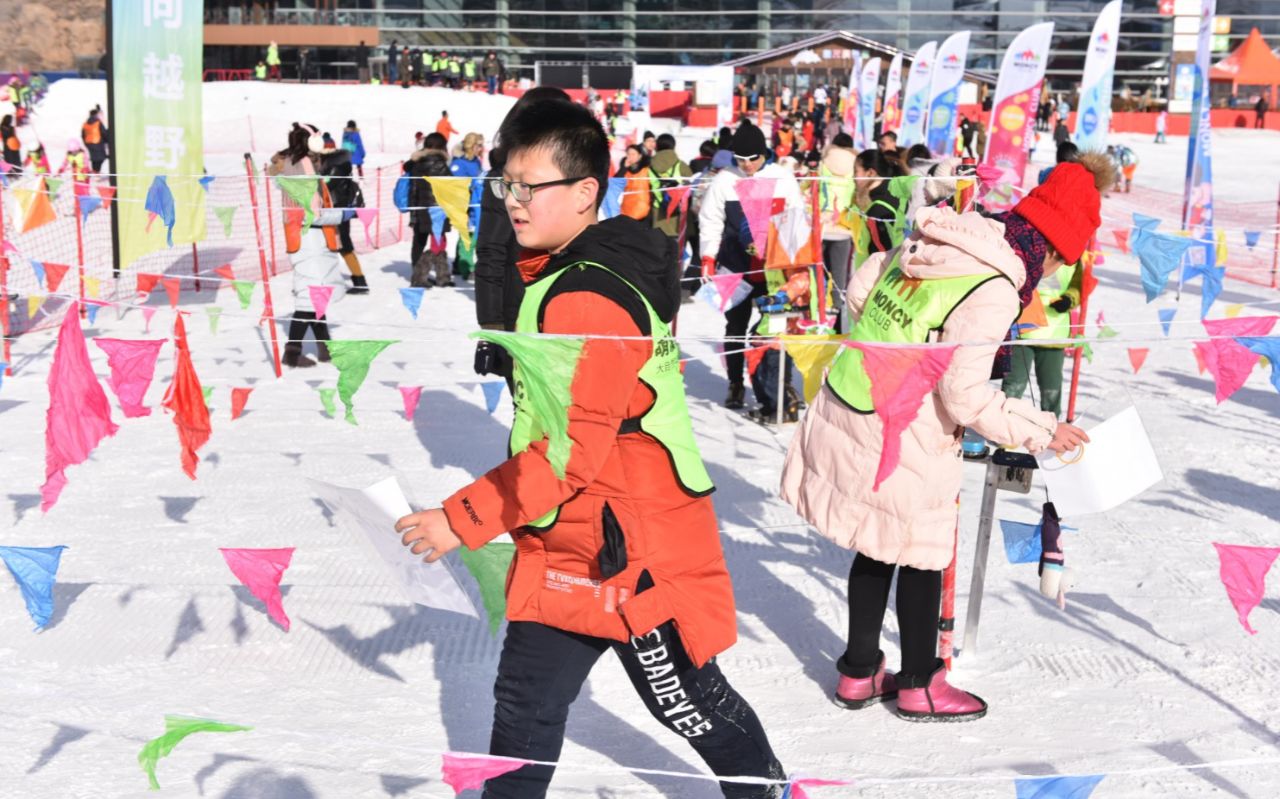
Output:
[449, 131, 485, 280]
[342, 120, 367, 177]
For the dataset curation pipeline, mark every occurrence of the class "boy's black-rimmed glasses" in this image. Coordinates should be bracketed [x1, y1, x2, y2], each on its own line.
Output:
[490, 176, 588, 203]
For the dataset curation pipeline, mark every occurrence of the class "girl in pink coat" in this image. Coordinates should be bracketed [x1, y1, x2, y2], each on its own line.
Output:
[781, 157, 1114, 721]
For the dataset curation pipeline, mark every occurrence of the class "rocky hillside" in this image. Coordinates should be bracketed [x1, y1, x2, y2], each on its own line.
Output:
[0, 0, 105, 72]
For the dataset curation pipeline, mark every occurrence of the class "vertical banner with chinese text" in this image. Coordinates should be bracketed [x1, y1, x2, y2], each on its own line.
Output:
[110, 0, 205, 270]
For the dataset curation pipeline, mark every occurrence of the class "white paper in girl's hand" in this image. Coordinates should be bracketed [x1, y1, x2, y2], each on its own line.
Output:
[309, 476, 478, 618]
[1036, 406, 1163, 517]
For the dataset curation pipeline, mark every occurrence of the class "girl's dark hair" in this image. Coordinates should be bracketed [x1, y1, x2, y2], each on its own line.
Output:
[283, 122, 316, 164]
[831, 132, 854, 148]
[655, 133, 676, 151]
[0, 114, 11, 127]
[856, 148, 904, 178]
[502, 99, 610, 208]
[905, 143, 933, 164]
[624, 144, 651, 172]
[1056, 141, 1080, 164]
[423, 132, 447, 150]
[699, 140, 717, 158]
[346, 119, 357, 128]
[491, 86, 573, 169]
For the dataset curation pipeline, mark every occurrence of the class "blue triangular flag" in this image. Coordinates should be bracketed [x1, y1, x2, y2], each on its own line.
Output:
[85, 303, 101, 325]
[78, 193, 103, 223]
[1000, 520, 1077, 564]
[429, 207, 446, 239]
[199, 174, 215, 192]
[0, 168, 8, 188]
[1132, 213, 1161, 232]
[30, 259, 45, 289]
[601, 177, 626, 219]
[1014, 774, 1105, 799]
[1132, 229, 1193, 303]
[1157, 308, 1176, 336]
[481, 381, 504, 414]
[399, 286, 425, 319]
[0, 545, 68, 630]
[144, 175, 177, 248]
[1244, 230, 1261, 250]
[0, 362, 6, 392]
[1236, 337, 1280, 394]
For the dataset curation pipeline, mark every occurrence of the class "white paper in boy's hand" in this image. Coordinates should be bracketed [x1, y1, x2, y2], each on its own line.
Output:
[1036, 406, 1164, 517]
[309, 477, 478, 618]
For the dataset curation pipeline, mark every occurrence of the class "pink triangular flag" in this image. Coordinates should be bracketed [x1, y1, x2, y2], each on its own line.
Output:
[713, 272, 744, 310]
[231, 387, 253, 420]
[136, 272, 161, 297]
[94, 338, 165, 418]
[355, 208, 379, 248]
[1213, 542, 1280, 635]
[1095, 310, 1106, 328]
[213, 264, 236, 281]
[734, 176, 777, 255]
[848, 342, 957, 491]
[1127, 347, 1149, 374]
[400, 385, 422, 421]
[142, 307, 158, 333]
[1196, 316, 1279, 402]
[161, 277, 181, 308]
[788, 778, 853, 799]
[44, 262, 70, 294]
[41, 304, 120, 511]
[219, 547, 295, 631]
[309, 285, 334, 320]
[441, 753, 533, 795]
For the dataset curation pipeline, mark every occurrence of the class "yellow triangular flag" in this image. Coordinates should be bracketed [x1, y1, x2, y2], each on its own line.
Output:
[782, 334, 843, 403]
[425, 177, 472, 249]
[83, 275, 101, 299]
[1225, 303, 1244, 318]
[1215, 228, 1228, 267]
[28, 294, 45, 317]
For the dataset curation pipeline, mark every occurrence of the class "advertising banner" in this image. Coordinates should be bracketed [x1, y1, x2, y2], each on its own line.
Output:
[925, 31, 971, 157]
[882, 53, 904, 136]
[982, 23, 1054, 212]
[1074, 0, 1122, 151]
[898, 41, 937, 148]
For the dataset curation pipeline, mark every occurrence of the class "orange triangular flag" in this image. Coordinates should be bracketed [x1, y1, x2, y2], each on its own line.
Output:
[1128, 347, 1149, 374]
[97, 184, 115, 209]
[161, 277, 181, 308]
[161, 314, 211, 479]
[44, 262, 70, 293]
[1192, 345, 1207, 375]
[21, 179, 57, 233]
[230, 387, 253, 420]
[213, 264, 236, 281]
[1017, 293, 1050, 330]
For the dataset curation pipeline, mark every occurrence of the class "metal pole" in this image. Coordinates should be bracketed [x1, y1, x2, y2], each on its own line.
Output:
[243, 154, 283, 378]
[1065, 235, 1095, 423]
[105, 0, 122, 278]
[961, 460, 1000, 658]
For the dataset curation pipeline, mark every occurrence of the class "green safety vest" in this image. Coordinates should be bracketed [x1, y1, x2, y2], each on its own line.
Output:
[1019, 263, 1077, 345]
[648, 162, 683, 207]
[433, 57, 445, 71]
[826, 256, 1005, 411]
[266, 45, 280, 66]
[854, 194, 909, 272]
[449, 60, 461, 75]
[464, 61, 476, 78]
[255, 64, 267, 79]
[423, 52, 432, 66]
[512, 261, 714, 530]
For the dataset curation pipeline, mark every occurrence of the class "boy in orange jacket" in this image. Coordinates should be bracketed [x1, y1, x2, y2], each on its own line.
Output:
[397, 99, 785, 798]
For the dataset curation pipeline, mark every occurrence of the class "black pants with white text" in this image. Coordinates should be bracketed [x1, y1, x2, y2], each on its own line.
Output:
[484, 620, 785, 798]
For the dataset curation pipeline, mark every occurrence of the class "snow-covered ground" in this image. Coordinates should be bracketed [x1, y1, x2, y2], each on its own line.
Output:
[1, 82, 1279, 798]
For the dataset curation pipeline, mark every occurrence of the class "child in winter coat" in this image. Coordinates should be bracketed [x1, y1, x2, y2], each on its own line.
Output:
[405, 132, 453, 287]
[449, 132, 485, 280]
[24, 144, 50, 175]
[341, 120, 366, 177]
[396, 98, 786, 799]
[618, 144, 652, 221]
[780, 157, 1113, 722]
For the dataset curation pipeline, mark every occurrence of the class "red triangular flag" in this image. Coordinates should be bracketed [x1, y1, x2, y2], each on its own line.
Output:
[666, 184, 691, 219]
[745, 342, 776, 377]
[213, 264, 236, 281]
[135, 272, 161, 297]
[441, 753, 533, 795]
[230, 387, 253, 420]
[44, 262, 70, 293]
[1192, 345, 1207, 374]
[1112, 229, 1130, 254]
[97, 184, 115, 209]
[1127, 347, 1149, 374]
[161, 314, 211, 479]
[161, 277, 181, 308]
[848, 342, 957, 491]
[1081, 267, 1099, 303]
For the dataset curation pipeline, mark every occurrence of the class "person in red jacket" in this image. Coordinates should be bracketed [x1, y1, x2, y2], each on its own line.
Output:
[397, 99, 785, 799]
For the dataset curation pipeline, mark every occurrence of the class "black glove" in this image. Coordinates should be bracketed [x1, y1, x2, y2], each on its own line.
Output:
[1049, 297, 1073, 313]
[474, 340, 505, 376]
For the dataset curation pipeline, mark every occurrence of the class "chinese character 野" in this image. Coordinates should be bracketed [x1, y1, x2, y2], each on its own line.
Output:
[144, 126, 186, 170]
[143, 0, 183, 29]
[143, 53, 185, 101]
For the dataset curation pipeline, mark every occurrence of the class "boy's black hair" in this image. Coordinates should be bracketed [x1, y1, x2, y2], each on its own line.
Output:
[856, 148, 905, 178]
[423, 132, 447, 150]
[879, 130, 898, 142]
[905, 143, 933, 163]
[1056, 141, 1080, 164]
[500, 99, 610, 208]
[655, 133, 676, 151]
[832, 132, 854, 148]
[642, 130, 655, 140]
[699, 139, 717, 158]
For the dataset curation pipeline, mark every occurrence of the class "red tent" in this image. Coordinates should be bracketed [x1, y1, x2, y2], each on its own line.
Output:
[1210, 28, 1280, 106]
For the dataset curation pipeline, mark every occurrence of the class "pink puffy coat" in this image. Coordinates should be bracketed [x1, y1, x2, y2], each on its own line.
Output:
[780, 207, 1059, 570]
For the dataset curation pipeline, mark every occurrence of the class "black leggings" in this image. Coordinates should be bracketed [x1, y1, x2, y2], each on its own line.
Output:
[287, 310, 330, 346]
[723, 281, 767, 385]
[839, 554, 942, 684]
[486, 620, 784, 799]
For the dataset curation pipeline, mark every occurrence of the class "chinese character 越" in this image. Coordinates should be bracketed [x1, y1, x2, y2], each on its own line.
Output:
[144, 125, 186, 170]
[142, 53, 184, 101]
[143, 0, 183, 29]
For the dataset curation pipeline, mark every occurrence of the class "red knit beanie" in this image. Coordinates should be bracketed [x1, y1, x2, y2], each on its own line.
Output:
[1012, 162, 1101, 265]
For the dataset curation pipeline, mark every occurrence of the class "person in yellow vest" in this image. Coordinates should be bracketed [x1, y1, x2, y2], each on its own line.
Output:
[462, 57, 477, 89]
[448, 55, 462, 89]
[780, 157, 1114, 722]
[1000, 259, 1083, 418]
[254, 61, 267, 81]
[266, 41, 281, 81]
[24, 144, 50, 175]
[59, 139, 90, 183]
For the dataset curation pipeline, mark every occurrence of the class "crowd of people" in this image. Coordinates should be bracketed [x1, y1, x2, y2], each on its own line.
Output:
[0, 103, 110, 179]
[251, 40, 507, 93]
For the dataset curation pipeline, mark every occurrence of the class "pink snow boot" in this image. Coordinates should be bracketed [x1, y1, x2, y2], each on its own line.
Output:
[833, 652, 898, 710]
[895, 661, 987, 722]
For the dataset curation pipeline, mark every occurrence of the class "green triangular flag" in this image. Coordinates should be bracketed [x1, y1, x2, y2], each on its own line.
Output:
[213, 206, 237, 238]
[886, 174, 921, 204]
[45, 177, 63, 199]
[202, 385, 214, 407]
[1097, 325, 1119, 339]
[471, 330, 585, 478]
[232, 280, 254, 310]
[318, 387, 337, 417]
[276, 175, 319, 228]
[327, 340, 396, 425]
[459, 543, 515, 635]
[205, 306, 222, 335]
[138, 715, 251, 790]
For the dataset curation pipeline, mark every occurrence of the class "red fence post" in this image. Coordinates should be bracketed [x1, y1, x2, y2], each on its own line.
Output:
[244, 154, 283, 378]
[0, 176, 10, 374]
[263, 163, 279, 276]
[1272, 182, 1279, 290]
[191, 242, 201, 292]
[73, 178, 86, 317]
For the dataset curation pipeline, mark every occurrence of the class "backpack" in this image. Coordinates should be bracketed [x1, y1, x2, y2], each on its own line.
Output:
[394, 167, 412, 212]
[651, 162, 684, 218]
